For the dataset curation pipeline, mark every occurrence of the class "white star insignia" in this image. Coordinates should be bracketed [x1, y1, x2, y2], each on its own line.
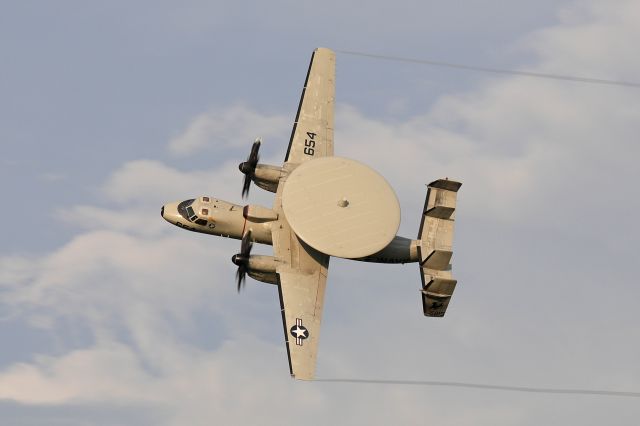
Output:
[292, 325, 307, 338]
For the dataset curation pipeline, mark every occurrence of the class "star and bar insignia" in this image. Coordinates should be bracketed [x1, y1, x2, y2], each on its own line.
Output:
[290, 318, 309, 346]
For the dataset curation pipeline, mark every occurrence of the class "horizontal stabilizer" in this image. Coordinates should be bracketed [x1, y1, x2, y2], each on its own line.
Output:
[421, 277, 457, 317]
[425, 206, 455, 219]
[421, 249, 452, 271]
[428, 179, 462, 192]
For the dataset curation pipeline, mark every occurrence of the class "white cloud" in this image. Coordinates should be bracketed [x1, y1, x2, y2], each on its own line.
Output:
[525, 1, 640, 80]
[57, 205, 166, 237]
[168, 105, 290, 156]
[0, 343, 154, 404]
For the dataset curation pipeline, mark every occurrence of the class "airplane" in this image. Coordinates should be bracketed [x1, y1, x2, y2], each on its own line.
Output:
[161, 48, 462, 380]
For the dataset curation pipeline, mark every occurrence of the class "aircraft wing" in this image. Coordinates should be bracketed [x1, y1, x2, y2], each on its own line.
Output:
[276, 264, 328, 380]
[271, 172, 330, 380]
[284, 47, 335, 164]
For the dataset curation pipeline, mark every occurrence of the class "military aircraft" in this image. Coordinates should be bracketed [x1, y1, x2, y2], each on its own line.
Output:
[161, 48, 461, 380]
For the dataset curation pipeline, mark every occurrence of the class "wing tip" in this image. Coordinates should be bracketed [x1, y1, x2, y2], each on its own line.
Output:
[314, 47, 335, 54]
[291, 373, 315, 381]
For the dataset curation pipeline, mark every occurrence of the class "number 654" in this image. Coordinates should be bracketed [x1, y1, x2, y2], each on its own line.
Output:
[304, 131, 316, 156]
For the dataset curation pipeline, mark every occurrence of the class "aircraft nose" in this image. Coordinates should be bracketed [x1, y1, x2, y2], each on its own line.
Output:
[161, 202, 180, 224]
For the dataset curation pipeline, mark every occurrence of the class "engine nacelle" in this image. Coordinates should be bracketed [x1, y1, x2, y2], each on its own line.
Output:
[253, 164, 283, 193]
[243, 205, 279, 222]
[246, 255, 278, 284]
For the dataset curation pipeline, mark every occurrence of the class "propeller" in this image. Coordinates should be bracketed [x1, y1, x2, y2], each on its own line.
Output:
[231, 230, 253, 292]
[239, 138, 261, 198]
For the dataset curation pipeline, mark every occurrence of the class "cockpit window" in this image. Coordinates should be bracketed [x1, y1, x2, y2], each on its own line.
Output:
[177, 199, 195, 221]
[177, 199, 209, 224]
[178, 197, 215, 226]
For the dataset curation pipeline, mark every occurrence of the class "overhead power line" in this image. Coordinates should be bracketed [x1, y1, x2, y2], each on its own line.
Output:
[315, 378, 640, 398]
[336, 50, 640, 89]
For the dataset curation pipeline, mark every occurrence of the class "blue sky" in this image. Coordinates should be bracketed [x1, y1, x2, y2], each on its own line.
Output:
[2, 1, 640, 424]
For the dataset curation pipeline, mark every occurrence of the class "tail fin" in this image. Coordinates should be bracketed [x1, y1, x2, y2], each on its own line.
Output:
[418, 179, 462, 317]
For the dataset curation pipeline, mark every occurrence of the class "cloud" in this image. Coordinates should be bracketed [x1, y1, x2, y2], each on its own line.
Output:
[0, 343, 154, 404]
[525, 1, 640, 80]
[57, 205, 167, 237]
[168, 105, 290, 157]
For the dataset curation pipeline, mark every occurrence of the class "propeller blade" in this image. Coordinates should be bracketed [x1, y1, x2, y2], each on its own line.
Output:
[240, 229, 253, 255]
[232, 230, 253, 293]
[236, 265, 246, 292]
[239, 138, 261, 199]
[242, 174, 252, 198]
[248, 137, 261, 166]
